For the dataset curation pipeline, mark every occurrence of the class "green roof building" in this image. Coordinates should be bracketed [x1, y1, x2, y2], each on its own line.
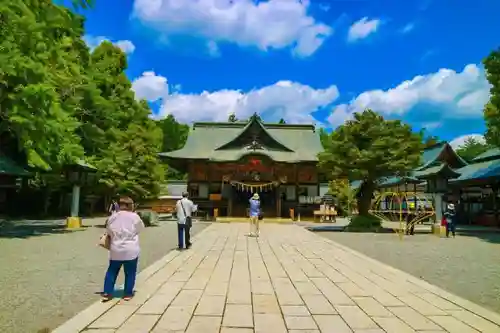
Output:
[354, 142, 500, 228]
[160, 114, 325, 218]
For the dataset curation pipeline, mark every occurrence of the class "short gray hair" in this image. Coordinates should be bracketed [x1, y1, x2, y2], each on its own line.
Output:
[182, 191, 189, 198]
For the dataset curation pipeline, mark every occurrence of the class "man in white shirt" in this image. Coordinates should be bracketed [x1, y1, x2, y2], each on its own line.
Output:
[176, 192, 197, 250]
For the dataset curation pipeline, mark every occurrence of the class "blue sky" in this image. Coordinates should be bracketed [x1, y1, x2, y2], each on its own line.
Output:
[74, 0, 498, 148]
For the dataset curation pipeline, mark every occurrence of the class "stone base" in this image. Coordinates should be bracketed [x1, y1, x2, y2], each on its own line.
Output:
[432, 223, 446, 237]
[66, 216, 82, 229]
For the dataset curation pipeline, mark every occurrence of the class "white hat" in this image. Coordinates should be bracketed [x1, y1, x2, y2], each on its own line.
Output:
[252, 193, 260, 200]
[447, 203, 455, 210]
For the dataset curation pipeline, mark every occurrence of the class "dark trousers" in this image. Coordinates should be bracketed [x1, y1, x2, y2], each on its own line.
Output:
[446, 223, 456, 237]
[177, 223, 191, 248]
[103, 257, 138, 297]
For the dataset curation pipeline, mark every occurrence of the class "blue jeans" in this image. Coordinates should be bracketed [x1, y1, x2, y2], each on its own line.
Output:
[177, 223, 191, 248]
[103, 257, 138, 297]
[446, 223, 456, 237]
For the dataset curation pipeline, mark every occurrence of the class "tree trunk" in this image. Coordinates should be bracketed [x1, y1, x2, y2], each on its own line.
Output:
[357, 181, 375, 216]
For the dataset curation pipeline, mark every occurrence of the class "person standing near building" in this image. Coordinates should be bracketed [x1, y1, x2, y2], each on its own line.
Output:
[249, 193, 261, 237]
[108, 199, 118, 215]
[176, 191, 197, 250]
[444, 203, 457, 238]
[102, 196, 144, 302]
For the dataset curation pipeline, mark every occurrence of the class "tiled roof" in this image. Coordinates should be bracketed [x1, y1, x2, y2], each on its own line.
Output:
[160, 117, 322, 162]
[0, 155, 31, 176]
[472, 148, 500, 163]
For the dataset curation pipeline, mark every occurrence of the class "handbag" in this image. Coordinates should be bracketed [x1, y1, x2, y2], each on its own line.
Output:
[180, 200, 192, 227]
[98, 232, 111, 250]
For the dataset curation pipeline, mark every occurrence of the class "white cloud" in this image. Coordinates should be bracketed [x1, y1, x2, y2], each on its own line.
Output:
[450, 134, 486, 149]
[400, 22, 415, 34]
[347, 17, 381, 42]
[131, 72, 339, 124]
[328, 64, 491, 127]
[83, 35, 136, 54]
[132, 71, 169, 101]
[132, 0, 332, 57]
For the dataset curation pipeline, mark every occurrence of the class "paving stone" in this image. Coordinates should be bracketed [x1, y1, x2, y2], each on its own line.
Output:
[171, 289, 203, 307]
[416, 292, 462, 311]
[185, 315, 222, 333]
[336, 282, 370, 297]
[227, 284, 252, 304]
[195, 295, 226, 316]
[388, 306, 442, 331]
[288, 330, 320, 333]
[370, 288, 405, 307]
[281, 305, 311, 317]
[204, 281, 229, 296]
[137, 289, 180, 315]
[88, 305, 138, 329]
[153, 305, 194, 331]
[254, 313, 287, 333]
[302, 294, 337, 315]
[116, 314, 160, 332]
[156, 281, 185, 295]
[447, 309, 500, 332]
[310, 278, 354, 305]
[253, 294, 281, 314]
[335, 305, 378, 330]
[397, 294, 447, 316]
[284, 316, 318, 330]
[352, 297, 393, 317]
[294, 281, 322, 295]
[428, 315, 481, 333]
[222, 304, 253, 328]
[251, 280, 274, 294]
[83, 330, 116, 333]
[313, 314, 352, 333]
[353, 329, 385, 333]
[371, 316, 416, 333]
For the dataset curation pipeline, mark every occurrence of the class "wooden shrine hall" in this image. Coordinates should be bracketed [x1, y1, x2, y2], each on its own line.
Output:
[159, 114, 325, 218]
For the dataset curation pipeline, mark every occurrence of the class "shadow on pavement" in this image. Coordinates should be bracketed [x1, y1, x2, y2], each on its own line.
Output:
[0, 220, 80, 239]
[457, 230, 500, 244]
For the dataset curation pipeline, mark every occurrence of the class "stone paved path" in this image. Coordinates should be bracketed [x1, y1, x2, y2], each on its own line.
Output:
[54, 224, 500, 333]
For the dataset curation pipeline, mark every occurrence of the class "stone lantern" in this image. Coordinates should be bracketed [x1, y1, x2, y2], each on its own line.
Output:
[65, 160, 97, 229]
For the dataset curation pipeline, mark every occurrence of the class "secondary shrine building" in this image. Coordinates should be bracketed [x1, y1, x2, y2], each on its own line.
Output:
[159, 114, 324, 218]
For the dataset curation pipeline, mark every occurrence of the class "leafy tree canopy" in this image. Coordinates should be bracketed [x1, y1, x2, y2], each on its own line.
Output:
[157, 114, 189, 180]
[278, 118, 286, 124]
[228, 113, 238, 122]
[1, 1, 165, 202]
[483, 48, 500, 147]
[318, 109, 423, 215]
[455, 137, 490, 162]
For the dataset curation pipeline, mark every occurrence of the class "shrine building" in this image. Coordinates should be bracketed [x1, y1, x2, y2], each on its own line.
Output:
[159, 114, 325, 218]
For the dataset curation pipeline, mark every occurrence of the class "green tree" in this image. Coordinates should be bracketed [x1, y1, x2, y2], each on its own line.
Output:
[455, 137, 490, 162]
[0, 1, 89, 170]
[318, 127, 330, 148]
[318, 110, 423, 216]
[157, 114, 189, 180]
[228, 113, 238, 122]
[483, 48, 500, 147]
[278, 118, 286, 124]
[82, 42, 165, 200]
[329, 179, 356, 216]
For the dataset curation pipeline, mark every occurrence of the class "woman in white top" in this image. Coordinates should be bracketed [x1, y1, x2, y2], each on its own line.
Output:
[102, 196, 145, 302]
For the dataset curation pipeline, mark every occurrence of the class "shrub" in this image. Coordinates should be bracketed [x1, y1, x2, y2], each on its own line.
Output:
[345, 214, 382, 232]
[137, 210, 159, 227]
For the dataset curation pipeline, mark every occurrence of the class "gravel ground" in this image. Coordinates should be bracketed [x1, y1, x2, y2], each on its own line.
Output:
[0, 218, 209, 333]
[318, 231, 500, 313]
